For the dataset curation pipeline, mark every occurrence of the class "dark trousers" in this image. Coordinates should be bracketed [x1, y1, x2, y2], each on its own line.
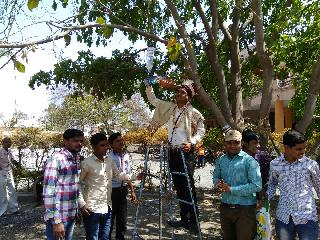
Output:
[110, 186, 128, 240]
[220, 204, 257, 240]
[168, 149, 199, 227]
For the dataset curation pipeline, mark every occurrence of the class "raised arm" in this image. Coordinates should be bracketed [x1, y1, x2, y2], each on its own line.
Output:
[145, 86, 160, 107]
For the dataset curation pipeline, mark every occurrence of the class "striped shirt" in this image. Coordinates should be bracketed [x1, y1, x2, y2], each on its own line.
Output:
[268, 154, 320, 224]
[43, 148, 81, 223]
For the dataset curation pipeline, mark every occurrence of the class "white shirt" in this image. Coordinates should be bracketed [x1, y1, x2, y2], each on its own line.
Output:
[167, 108, 205, 146]
[0, 148, 14, 172]
[78, 154, 136, 214]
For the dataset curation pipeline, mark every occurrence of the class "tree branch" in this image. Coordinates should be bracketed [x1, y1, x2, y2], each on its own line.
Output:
[0, 23, 167, 49]
[193, 0, 234, 124]
[252, 0, 275, 124]
[295, 58, 320, 133]
[164, 0, 198, 74]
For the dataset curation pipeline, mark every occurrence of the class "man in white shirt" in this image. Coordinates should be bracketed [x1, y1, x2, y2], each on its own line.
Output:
[145, 80, 205, 234]
[108, 132, 137, 240]
[0, 137, 19, 216]
[79, 133, 142, 240]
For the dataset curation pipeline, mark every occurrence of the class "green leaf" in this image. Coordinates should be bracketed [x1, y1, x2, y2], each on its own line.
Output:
[52, 1, 57, 11]
[96, 16, 106, 25]
[14, 61, 26, 73]
[64, 34, 71, 46]
[102, 27, 113, 39]
[27, 0, 40, 11]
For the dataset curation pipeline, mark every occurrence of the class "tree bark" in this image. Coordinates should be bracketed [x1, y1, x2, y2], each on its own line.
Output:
[252, 0, 275, 125]
[230, 0, 244, 127]
[193, 0, 234, 125]
[294, 58, 320, 133]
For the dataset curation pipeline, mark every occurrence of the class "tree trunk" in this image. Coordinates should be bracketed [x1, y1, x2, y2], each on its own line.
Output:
[294, 58, 320, 133]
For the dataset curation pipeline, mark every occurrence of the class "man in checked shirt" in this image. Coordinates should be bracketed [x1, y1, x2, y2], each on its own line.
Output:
[43, 129, 84, 240]
[268, 130, 320, 240]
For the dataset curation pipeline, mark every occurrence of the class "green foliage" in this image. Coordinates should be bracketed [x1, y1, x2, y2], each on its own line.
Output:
[29, 50, 147, 102]
[27, 0, 40, 11]
[202, 128, 224, 151]
[41, 94, 134, 132]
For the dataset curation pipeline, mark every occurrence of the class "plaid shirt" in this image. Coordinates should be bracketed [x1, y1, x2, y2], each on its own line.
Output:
[268, 154, 320, 224]
[43, 148, 81, 223]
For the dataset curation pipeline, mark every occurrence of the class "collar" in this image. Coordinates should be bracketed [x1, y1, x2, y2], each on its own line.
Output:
[226, 150, 245, 159]
[280, 154, 305, 164]
[62, 148, 78, 161]
[92, 154, 106, 163]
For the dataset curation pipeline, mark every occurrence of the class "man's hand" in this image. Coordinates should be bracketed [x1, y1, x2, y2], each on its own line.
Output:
[80, 204, 91, 216]
[130, 191, 137, 203]
[256, 200, 263, 210]
[214, 180, 230, 193]
[53, 223, 65, 240]
[182, 143, 192, 152]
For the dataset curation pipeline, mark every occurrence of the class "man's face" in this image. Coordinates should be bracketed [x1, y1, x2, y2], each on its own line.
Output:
[246, 139, 260, 155]
[284, 142, 306, 161]
[93, 140, 108, 156]
[64, 136, 84, 153]
[224, 140, 241, 155]
[111, 136, 124, 152]
[175, 87, 190, 104]
[2, 139, 12, 149]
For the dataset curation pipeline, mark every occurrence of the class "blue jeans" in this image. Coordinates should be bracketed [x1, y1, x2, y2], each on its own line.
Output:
[46, 219, 75, 240]
[276, 218, 318, 240]
[83, 211, 112, 240]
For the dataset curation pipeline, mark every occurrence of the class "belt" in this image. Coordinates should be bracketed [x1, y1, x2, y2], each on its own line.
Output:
[221, 202, 255, 209]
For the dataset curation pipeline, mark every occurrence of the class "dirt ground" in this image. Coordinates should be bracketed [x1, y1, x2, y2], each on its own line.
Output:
[0, 190, 223, 240]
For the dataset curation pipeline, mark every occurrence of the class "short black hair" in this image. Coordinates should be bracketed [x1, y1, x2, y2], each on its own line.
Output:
[242, 130, 259, 143]
[108, 132, 121, 145]
[283, 129, 306, 147]
[63, 129, 84, 140]
[90, 133, 108, 146]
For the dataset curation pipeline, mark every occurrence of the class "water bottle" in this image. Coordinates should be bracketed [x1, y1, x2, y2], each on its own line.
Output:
[144, 76, 177, 89]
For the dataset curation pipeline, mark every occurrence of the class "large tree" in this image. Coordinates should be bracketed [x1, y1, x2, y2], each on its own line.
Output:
[1, 0, 320, 133]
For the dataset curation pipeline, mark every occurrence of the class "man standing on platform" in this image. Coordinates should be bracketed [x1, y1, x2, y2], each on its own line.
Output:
[108, 132, 137, 240]
[213, 130, 262, 239]
[0, 137, 19, 216]
[145, 79, 205, 234]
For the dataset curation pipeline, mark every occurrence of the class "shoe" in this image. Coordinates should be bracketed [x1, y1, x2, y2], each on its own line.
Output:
[167, 219, 188, 228]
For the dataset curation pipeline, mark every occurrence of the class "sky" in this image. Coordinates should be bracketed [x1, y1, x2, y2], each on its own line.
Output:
[0, 1, 150, 126]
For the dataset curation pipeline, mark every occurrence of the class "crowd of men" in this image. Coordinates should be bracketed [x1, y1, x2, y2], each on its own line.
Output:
[0, 79, 319, 240]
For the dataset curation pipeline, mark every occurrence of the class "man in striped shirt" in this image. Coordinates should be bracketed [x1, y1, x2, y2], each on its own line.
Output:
[43, 129, 84, 240]
[268, 130, 320, 240]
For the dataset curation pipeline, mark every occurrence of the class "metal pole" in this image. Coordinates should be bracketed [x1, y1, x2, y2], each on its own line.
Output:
[180, 150, 202, 240]
[132, 147, 150, 239]
[159, 145, 164, 239]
